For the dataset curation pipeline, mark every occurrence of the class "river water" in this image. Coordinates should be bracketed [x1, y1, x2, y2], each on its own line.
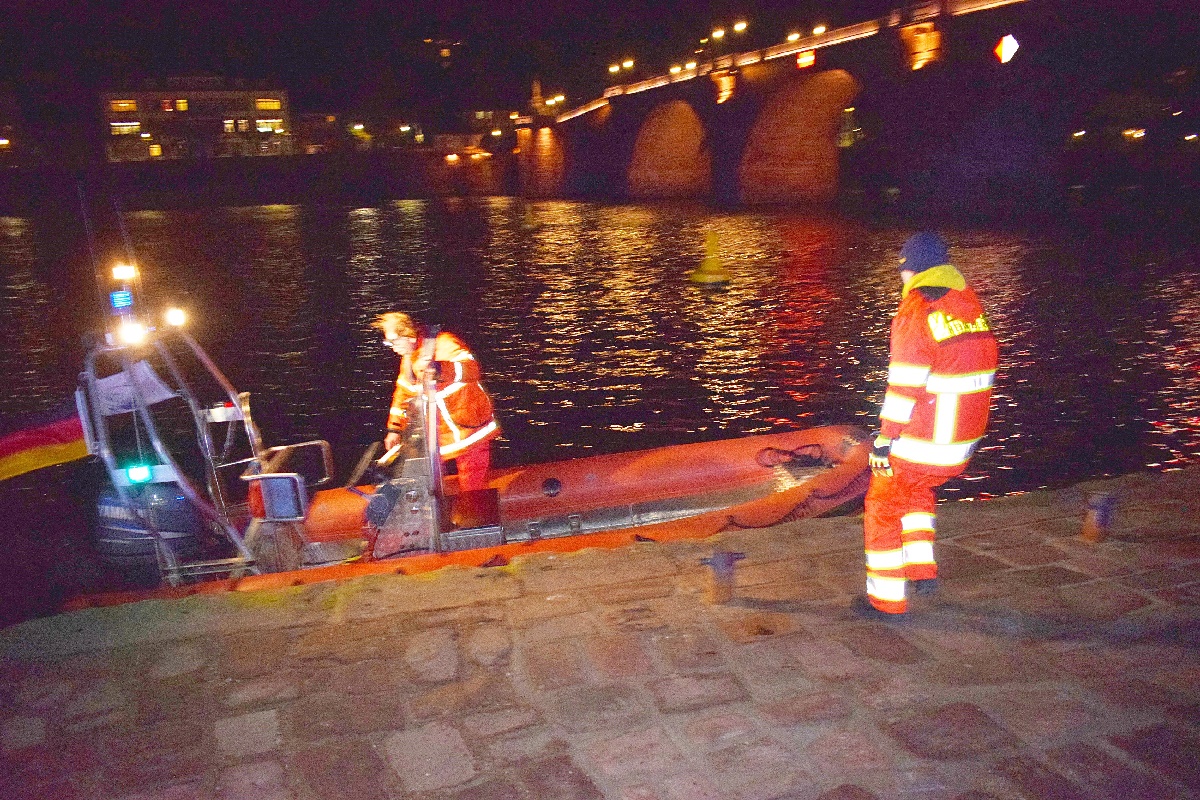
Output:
[3, 197, 1200, 501]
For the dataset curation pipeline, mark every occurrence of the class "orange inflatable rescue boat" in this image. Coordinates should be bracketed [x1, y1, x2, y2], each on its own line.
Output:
[66, 324, 870, 609]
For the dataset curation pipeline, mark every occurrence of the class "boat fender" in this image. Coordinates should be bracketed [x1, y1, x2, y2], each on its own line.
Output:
[541, 478, 562, 498]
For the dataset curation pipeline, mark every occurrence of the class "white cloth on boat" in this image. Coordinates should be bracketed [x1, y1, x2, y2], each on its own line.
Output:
[95, 361, 179, 415]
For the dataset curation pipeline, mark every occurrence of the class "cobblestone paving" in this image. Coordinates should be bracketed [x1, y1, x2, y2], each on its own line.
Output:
[3, 468, 1199, 799]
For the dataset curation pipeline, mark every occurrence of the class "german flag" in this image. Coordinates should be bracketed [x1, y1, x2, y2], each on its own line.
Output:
[0, 400, 89, 482]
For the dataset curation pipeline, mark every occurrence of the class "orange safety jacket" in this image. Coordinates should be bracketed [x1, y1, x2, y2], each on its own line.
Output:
[387, 331, 500, 459]
[878, 265, 998, 476]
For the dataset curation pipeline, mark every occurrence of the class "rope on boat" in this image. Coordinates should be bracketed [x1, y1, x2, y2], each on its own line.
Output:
[755, 444, 826, 468]
[723, 468, 871, 530]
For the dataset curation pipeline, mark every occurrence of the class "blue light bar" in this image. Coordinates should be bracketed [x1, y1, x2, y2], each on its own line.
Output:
[110, 290, 134, 310]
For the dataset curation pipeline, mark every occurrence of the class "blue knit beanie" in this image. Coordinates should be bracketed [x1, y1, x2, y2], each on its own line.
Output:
[899, 232, 949, 273]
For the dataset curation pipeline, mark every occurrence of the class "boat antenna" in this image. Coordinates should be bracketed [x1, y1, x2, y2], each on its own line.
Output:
[112, 196, 139, 267]
[77, 182, 109, 322]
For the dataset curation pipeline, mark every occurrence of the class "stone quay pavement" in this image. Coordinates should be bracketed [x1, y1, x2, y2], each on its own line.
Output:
[3, 467, 1200, 800]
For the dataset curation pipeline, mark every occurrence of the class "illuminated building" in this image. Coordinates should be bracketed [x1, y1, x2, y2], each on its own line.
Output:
[101, 78, 292, 162]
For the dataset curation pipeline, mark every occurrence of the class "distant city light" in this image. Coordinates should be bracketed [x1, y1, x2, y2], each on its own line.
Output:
[491, 129, 502, 136]
[685, 61, 697, 70]
[712, 29, 725, 39]
[787, 32, 801, 42]
[445, 153, 459, 162]
[670, 65, 682, 74]
[995, 34, 1019, 64]
[622, 59, 634, 68]
[165, 307, 187, 327]
[399, 125, 411, 132]
[609, 64, 620, 73]
[1072, 130, 1086, 138]
[796, 50, 816, 68]
[554, 94, 564, 102]
[813, 25, 827, 35]
[509, 111, 519, 119]
[1123, 128, 1146, 139]
[733, 21, 747, 32]
[546, 97, 557, 105]
[1185, 134, 1198, 141]
[353, 123, 364, 131]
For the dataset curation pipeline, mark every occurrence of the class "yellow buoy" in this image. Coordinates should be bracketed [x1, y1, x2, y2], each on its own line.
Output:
[688, 229, 731, 284]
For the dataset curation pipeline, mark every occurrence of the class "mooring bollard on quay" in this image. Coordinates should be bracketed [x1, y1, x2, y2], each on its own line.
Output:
[701, 547, 746, 604]
[1081, 491, 1118, 543]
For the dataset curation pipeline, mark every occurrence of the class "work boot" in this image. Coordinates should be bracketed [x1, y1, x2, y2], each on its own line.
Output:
[850, 595, 908, 622]
[912, 578, 940, 596]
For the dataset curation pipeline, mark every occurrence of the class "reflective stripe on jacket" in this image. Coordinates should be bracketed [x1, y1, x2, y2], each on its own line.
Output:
[388, 331, 499, 458]
[879, 268, 998, 476]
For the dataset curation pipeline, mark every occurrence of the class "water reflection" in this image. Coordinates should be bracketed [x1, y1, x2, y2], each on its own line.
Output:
[1, 199, 1198, 499]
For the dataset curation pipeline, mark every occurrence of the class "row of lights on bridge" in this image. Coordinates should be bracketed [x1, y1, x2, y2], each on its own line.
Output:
[608, 21, 833, 77]
[606, 26, 1022, 87]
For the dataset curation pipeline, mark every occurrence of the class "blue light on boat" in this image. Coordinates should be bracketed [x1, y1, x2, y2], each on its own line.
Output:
[110, 290, 134, 310]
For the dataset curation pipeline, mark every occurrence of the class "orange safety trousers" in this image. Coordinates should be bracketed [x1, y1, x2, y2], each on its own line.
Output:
[454, 443, 492, 492]
[863, 466, 947, 614]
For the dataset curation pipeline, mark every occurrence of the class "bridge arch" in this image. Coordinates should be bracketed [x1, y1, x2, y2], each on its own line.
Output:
[627, 100, 711, 200]
[739, 69, 860, 204]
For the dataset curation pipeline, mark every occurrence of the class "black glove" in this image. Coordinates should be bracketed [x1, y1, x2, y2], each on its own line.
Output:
[869, 435, 893, 477]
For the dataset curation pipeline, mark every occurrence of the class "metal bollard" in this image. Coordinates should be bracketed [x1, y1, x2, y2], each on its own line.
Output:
[700, 548, 746, 604]
[1081, 492, 1117, 543]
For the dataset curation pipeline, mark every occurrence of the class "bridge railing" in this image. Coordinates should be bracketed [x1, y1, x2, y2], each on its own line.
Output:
[557, 0, 1026, 123]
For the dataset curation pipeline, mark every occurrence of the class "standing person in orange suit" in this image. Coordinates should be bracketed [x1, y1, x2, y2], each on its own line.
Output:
[856, 232, 999, 620]
[373, 312, 499, 492]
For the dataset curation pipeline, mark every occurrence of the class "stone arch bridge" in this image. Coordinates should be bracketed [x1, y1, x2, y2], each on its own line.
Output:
[514, 0, 1056, 211]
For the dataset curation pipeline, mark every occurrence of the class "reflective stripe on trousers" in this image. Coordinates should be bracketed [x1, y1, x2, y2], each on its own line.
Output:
[863, 466, 947, 613]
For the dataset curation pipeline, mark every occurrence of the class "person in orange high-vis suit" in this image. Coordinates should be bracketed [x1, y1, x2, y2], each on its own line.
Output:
[373, 312, 499, 492]
[855, 232, 998, 620]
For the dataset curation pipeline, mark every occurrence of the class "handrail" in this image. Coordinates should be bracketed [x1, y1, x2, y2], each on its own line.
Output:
[555, 0, 1027, 122]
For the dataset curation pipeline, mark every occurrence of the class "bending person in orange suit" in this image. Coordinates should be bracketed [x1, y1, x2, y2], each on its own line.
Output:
[373, 312, 499, 492]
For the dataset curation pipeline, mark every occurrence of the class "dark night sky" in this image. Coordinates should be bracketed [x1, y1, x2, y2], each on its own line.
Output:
[1, 0, 1196, 118]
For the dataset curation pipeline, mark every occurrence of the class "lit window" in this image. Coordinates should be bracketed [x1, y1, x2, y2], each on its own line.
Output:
[160, 99, 175, 111]
[176, 98, 188, 111]
[224, 119, 236, 133]
[796, 50, 816, 69]
[475, 111, 486, 119]
[237, 119, 250, 132]
[0, 139, 10, 148]
[148, 144, 163, 157]
[255, 98, 282, 111]
[110, 121, 142, 135]
[256, 118, 284, 133]
[1122, 128, 1146, 140]
[110, 99, 137, 113]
